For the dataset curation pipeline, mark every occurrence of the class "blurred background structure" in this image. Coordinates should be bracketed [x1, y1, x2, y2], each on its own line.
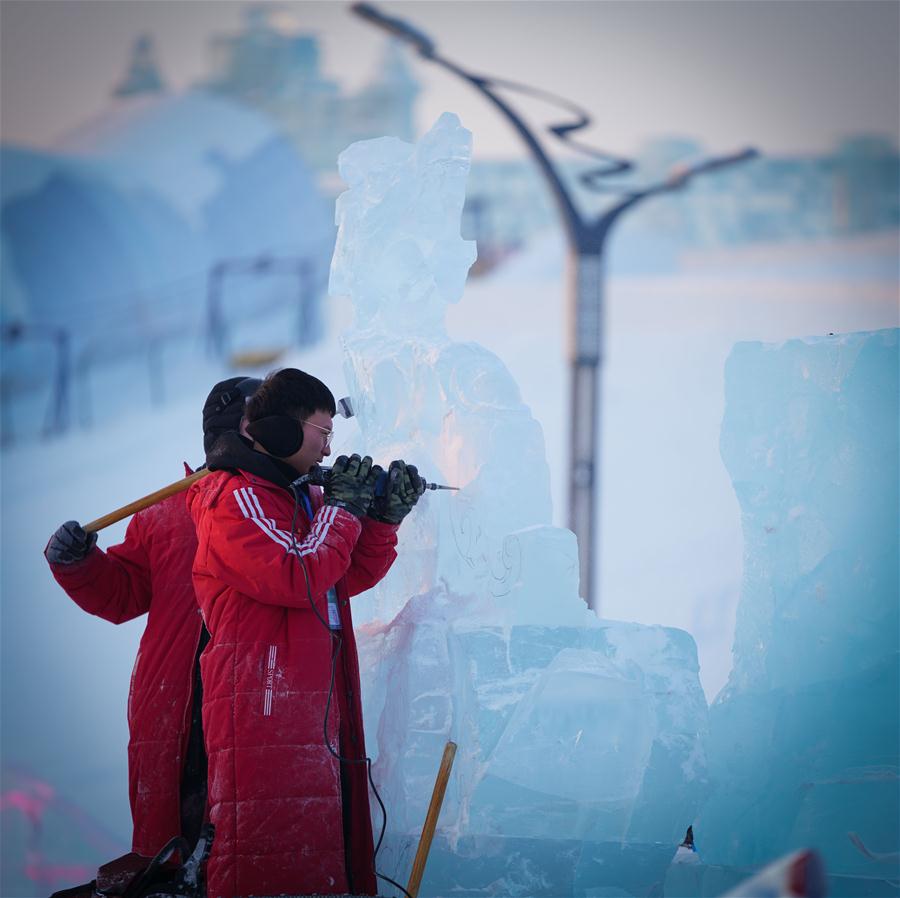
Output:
[0, 2, 900, 443]
[1, 6, 422, 443]
[1, 3, 898, 446]
[1, 2, 898, 895]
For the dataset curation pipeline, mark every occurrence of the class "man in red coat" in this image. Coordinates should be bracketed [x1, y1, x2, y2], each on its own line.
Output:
[43, 376, 260, 869]
[189, 367, 423, 898]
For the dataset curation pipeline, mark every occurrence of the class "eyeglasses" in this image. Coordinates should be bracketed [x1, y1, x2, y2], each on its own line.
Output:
[302, 419, 334, 448]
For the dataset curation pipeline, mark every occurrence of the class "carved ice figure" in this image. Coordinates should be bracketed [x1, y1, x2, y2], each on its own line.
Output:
[328, 114, 708, 891]
[330, 112, 565, 625]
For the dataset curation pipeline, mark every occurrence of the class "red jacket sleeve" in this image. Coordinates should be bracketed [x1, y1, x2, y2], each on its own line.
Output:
[345, 516, 399, 597]
[196, 479, 364, 611]
[47, 515, 152, 625]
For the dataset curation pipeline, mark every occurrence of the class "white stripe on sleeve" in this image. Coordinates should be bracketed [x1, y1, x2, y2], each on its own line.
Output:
[232, 486, 343, 558]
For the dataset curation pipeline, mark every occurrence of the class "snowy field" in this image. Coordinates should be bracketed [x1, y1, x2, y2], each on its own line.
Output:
[1, 225, 897, 887]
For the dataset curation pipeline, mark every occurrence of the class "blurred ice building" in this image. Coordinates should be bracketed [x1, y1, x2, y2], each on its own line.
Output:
[0, 7, 420, 444]
[203, 5, 418, 187]
[462, 135, 900, 275]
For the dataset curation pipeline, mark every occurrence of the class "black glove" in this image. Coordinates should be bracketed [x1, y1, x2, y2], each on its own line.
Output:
[44, 520, 98, 566]
[324, 454, 382, 519]
[371, 460, 425, 524]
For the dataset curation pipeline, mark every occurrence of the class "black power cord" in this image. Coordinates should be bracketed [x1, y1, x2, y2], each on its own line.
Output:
[119, 835, 190, 898]
[288, 486, 413, 898]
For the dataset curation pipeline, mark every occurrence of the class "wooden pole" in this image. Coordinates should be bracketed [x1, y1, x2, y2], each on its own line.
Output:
[83, 468, 212, 533]
[406, 741, 457, 898]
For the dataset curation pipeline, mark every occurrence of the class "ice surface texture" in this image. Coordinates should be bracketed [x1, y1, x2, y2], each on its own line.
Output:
[329, 113, 709, 895]
[701, 329, 899, 882]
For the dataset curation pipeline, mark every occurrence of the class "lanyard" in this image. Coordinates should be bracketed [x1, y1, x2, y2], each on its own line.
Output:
[298, 489, 313, 522]
[294, 486, 340, 629]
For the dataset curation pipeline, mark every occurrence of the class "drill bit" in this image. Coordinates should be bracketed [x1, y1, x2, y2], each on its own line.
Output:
[300, 464, 458, 493]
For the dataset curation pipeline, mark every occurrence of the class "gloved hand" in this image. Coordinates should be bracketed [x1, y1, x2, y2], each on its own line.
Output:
[371, 459, 425, 524]
[44, 520, 98, 565]
[324, 454, 382, 519]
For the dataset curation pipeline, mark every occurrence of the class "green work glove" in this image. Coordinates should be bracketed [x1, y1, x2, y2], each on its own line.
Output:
[371, 459, 425, 524]
[324, 454, 381, 519]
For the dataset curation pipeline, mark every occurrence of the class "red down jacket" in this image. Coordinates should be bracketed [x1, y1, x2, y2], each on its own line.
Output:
[188, 466, 398, 898]
[47, 486, 204, 859]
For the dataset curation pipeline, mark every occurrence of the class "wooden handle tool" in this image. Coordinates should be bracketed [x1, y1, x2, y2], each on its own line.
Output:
[407, 741, 457, 898]
[83, 468, 212, 533]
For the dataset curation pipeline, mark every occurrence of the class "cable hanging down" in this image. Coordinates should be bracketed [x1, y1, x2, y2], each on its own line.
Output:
[288, 487, 413, 898]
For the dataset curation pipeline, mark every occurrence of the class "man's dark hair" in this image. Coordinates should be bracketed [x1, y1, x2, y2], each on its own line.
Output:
[245, 368, 336, 423]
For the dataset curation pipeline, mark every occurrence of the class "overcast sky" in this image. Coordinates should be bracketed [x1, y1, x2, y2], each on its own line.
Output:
[1, 0, 898, 159]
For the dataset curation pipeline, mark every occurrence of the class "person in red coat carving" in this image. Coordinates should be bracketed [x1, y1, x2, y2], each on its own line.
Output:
[43, 376, 260, 871]
[189, 367, 423, 898]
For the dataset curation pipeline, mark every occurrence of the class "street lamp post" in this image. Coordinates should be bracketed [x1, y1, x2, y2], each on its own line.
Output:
[352, 2, 758, 610]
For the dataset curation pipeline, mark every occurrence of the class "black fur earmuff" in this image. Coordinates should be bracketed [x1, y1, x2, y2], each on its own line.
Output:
[245, 416, 304, 458]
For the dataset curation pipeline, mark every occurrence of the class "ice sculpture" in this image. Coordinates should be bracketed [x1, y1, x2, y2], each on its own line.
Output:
[329, 113, 710, 895]
[700, 330, 899, 889]
[331, 112, 556, 624]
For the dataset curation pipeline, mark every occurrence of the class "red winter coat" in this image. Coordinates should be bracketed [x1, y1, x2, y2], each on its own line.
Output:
[188, 466, 398, 898]
[47, 486, 204, 858]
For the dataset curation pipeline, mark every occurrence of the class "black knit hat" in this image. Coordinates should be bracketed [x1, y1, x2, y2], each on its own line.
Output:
[202, 376, 261, 454]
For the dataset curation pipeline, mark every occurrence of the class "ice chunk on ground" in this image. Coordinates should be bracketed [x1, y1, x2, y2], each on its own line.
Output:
[358, 608, 710, 895]
[466, 629, 707, 844]
[700, 329, 899, 884]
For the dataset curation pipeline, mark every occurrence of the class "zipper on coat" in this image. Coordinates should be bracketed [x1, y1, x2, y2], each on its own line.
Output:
[179, 620, 210, 852]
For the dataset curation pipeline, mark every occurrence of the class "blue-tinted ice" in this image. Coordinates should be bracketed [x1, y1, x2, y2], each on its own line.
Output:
[699, 329, 899, 890]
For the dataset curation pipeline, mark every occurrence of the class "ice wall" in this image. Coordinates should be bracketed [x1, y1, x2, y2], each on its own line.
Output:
[700, 330, 899, 887]
[330, 113, 709, 895]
